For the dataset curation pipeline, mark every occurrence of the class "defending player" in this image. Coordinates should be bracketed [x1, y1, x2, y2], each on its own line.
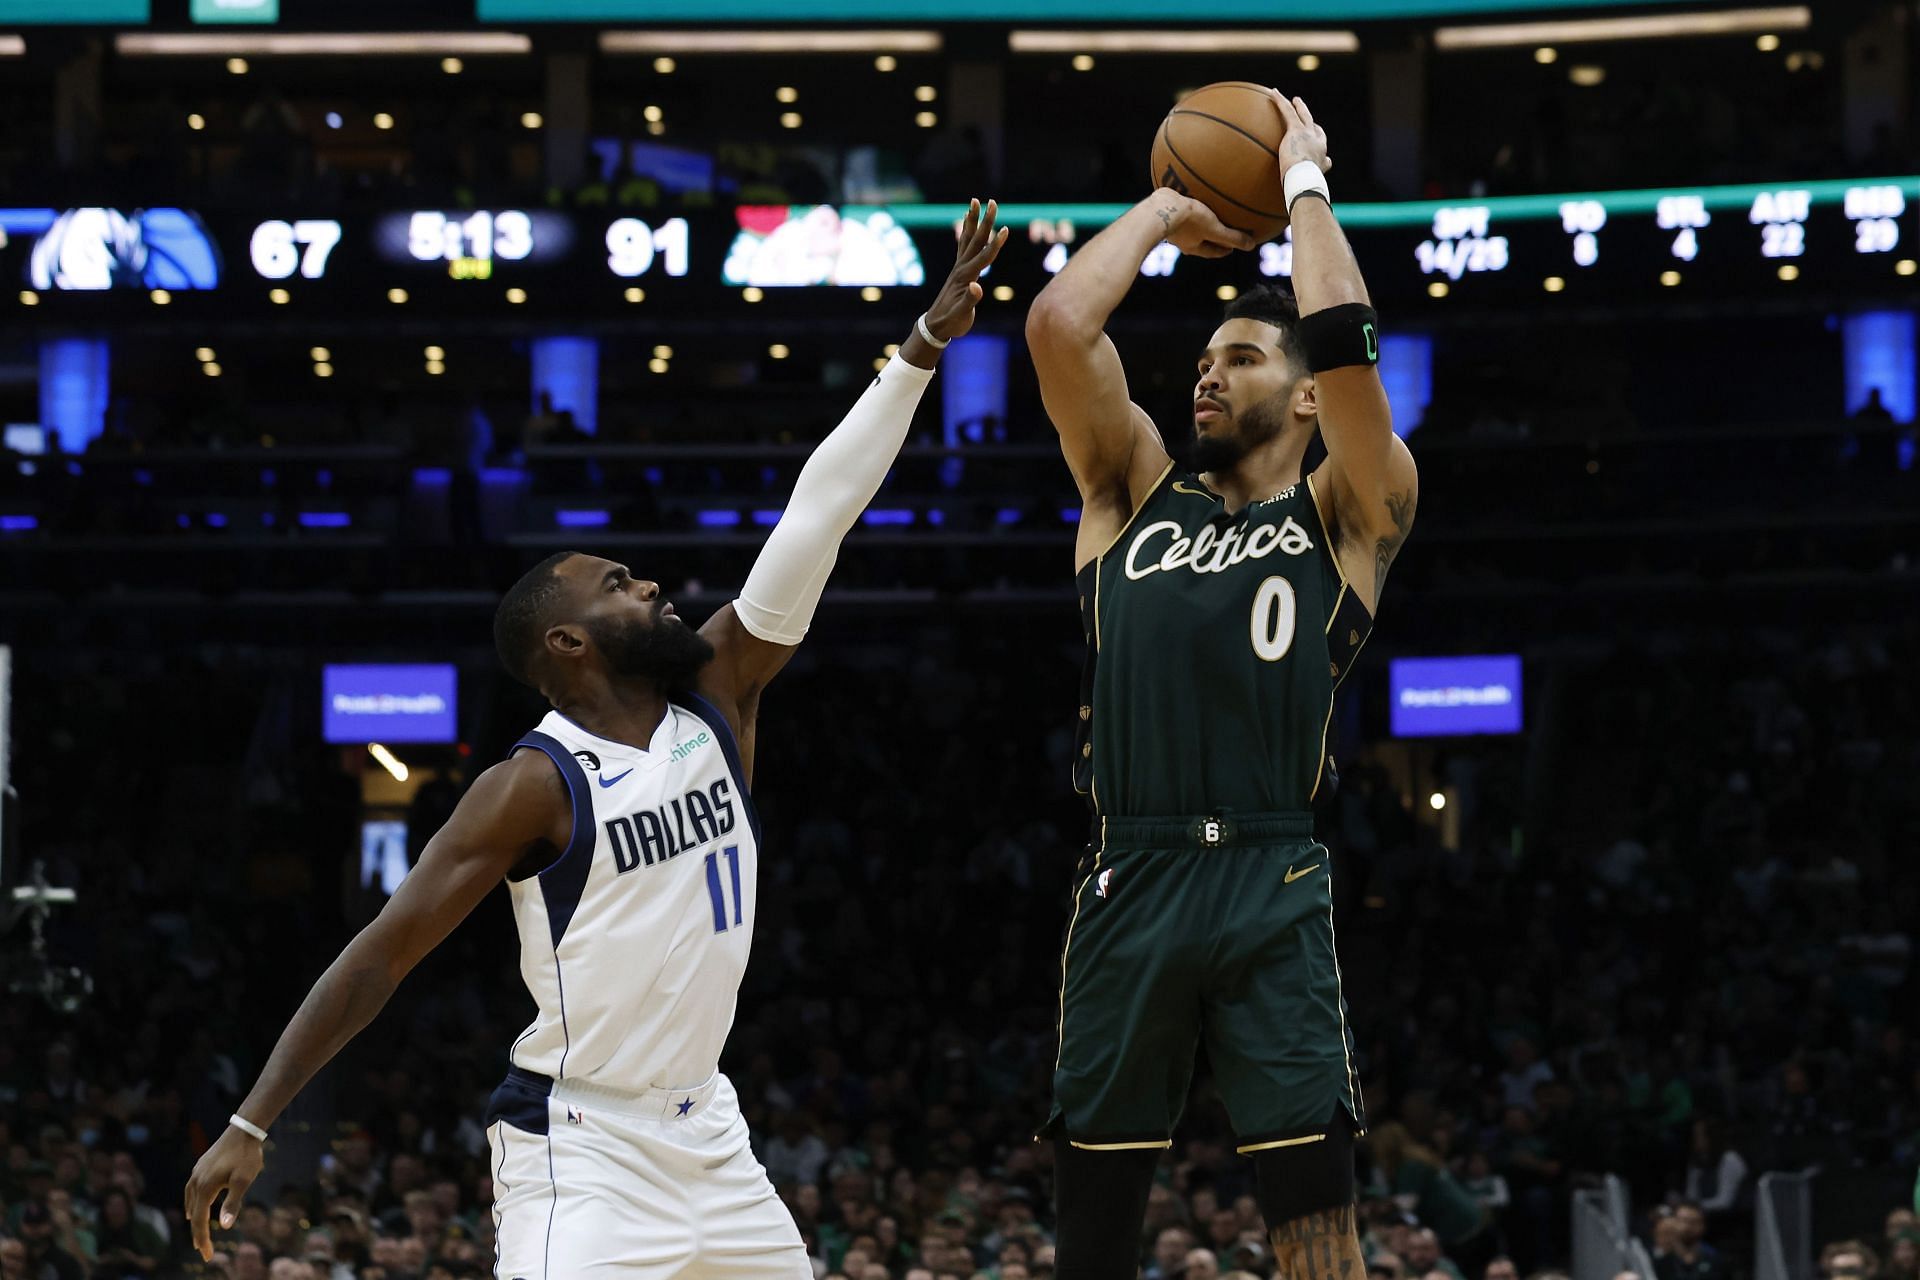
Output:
[184, 200, 1009, 1278]
[1024, 96, 1417, 1279]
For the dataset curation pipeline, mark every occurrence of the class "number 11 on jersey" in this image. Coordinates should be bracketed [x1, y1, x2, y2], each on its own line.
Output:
[704, 845, 744, 933]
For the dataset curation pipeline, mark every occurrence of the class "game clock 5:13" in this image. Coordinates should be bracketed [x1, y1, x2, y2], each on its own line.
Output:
[243, 211, 691, 285]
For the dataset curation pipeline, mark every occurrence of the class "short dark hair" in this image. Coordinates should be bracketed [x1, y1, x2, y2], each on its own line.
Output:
[493, 551, 580, 687]
[1222, 283, 1309, 374]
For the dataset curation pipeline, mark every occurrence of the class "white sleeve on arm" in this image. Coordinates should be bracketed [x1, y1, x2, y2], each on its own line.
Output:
[732, 354, 936, 644]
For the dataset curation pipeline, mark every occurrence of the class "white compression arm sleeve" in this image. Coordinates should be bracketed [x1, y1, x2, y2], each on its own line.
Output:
[732, 354, 936, 644]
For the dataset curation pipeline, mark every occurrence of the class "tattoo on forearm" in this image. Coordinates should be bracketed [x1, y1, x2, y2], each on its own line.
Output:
[1156, 205, 1175, 233]
[1372, 488, 1417, 604]
[1270, 1204, 1361, 1280]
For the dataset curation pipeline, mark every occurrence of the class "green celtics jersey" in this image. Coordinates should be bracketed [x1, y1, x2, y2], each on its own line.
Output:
[1073, 466, 1374, 818]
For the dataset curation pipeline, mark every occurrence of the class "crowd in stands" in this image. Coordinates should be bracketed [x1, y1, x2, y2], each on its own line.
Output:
[1, 604, 1914, 1278]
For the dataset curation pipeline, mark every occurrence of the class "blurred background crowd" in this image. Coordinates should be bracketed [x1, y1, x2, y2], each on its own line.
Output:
[2, 0, 1917, 1278]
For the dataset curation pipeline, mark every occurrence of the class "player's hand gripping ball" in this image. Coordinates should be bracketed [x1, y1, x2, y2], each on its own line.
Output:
[1271, 90, 1332, 180]
[1149, 82, 1330, 243]
[924, 196, 1010, 343]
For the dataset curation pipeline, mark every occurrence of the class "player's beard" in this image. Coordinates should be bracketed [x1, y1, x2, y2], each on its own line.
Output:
[586, 608, 715, 694]
[1190, 394, 1290, 474]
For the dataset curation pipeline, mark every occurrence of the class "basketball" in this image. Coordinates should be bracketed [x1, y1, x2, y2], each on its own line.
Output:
[1149, 80, 1291, 243]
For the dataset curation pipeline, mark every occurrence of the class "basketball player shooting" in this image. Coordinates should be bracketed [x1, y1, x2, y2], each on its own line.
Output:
[184, 200, 1008, 1278]
[1024, 95, 1417, 1278]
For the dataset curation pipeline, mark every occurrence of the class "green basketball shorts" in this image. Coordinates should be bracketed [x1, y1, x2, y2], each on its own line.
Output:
[1041, 812, 1365, 1153]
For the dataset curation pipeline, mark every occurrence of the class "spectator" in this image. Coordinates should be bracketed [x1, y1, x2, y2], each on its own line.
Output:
[1372, 1125, 1493, 1276]
[1823, 1241, 1882, 1280]
[36, 1193, 91, 1273]
[766, 1112, 831, 1188]
[0, 1237, 34, 1280]
[1682, 1119, 1749, 1215]
[1403, 1227, 1466, 1280]
[1653, 1204, 1728, 1280]
[1146, 1227, 1197, 1280]
[91, 1187, 163, 1277]
[233, 1240, 269, 1280]
[1463, 1152, 1511, 1216]
[1185, 1248, 1221, 1280]
[1886, 1235, 1918, 1280]
[1501, 1041, 1555, 1112]
[12, 1206, 81, 1280]
[1486, 1258, 1520, 1280]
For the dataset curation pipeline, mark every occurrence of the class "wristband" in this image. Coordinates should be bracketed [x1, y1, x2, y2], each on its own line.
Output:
[1283, 161, 1331, 216]
[915, 313, 949, 349]
[229, 1113, 268, 1142]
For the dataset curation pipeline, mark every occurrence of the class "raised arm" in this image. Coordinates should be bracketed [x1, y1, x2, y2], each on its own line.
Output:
[1276, 92, 1418, 611]
[1026, 193, 1252, 568]
[182, 752, 568, 1261]
[697, 197, 1008, 728]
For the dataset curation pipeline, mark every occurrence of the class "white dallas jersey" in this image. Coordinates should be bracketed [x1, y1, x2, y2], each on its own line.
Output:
[504, 694, 759, 1092]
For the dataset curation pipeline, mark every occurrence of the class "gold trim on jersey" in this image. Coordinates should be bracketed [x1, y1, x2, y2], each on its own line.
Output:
[1303, 471, 1349, 591]
[1087, 459, 1178, 569]
[1052, 839, 1103, 1072]
[1309, 583, 1374, 803]
[1071, 1139, 1174, 1151]
[1324, 867, 1363, 1122]
[1236, 1132, 1329, 1155]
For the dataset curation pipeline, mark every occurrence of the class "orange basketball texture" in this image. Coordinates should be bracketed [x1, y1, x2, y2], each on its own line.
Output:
[1149, 81, 1290, 243]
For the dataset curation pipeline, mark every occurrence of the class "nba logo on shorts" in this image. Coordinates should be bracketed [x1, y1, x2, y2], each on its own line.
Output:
[1096, 869, 1113, 899]
[565, 1104, 584, 1125]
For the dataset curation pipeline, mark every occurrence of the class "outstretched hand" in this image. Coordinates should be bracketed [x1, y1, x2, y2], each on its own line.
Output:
[923, 197, 1010, 343]
[183, 1127, 264, 1262]
[1271, 91, 1332, 175]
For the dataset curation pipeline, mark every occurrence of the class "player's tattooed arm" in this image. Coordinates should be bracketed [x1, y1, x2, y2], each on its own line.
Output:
[1269, 1205, 1363, 1280]
[1372, 487, 1417, 608]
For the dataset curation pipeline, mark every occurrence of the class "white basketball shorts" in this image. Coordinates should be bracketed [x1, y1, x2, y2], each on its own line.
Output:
[486, 1067, 810, 1279]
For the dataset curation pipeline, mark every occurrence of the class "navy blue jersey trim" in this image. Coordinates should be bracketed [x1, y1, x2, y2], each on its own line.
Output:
[673, 693, 764, 848]
[510, 731, 595, 949]
[507, 730, 591, 1081]
[542, 1132, 558, 1280]
[490, 1127, 506, 1277]
[483, 1068, 552, 1136]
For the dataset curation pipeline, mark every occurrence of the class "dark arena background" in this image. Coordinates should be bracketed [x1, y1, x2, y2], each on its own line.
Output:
[1, 0, 1917, 1278]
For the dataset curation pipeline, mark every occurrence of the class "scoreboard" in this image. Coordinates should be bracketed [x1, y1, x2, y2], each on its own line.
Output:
[941, 176, 1920, 300]
[3, 175, 1916, 321]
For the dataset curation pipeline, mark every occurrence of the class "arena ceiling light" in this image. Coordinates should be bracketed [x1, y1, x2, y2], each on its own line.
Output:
[599, 30, 940, 55]
[0, 36, 24, 57]
[1433, 6, 1809, 50]
[115, 32, 532, 57]
[1009, 30, 1359, 54]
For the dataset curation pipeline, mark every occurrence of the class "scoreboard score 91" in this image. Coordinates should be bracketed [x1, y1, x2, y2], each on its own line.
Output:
[245, 210, 691, 283]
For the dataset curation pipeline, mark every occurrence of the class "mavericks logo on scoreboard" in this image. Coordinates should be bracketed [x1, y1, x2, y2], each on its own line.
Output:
[14, 208, 222, 291]
[722, 206, 925, 288]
